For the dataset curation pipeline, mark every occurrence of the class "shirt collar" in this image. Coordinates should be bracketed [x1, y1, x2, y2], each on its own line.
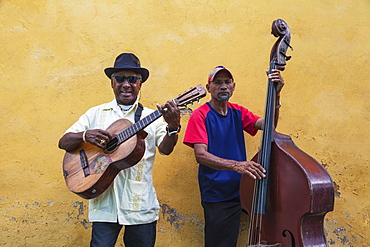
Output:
[103, 97, 140, 117]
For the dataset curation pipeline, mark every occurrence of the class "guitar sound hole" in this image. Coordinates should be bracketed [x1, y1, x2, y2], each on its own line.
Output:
[106, 138, 118, 152]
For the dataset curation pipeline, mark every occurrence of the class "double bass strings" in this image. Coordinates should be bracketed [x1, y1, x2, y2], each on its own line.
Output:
[248, 67, 277, 246]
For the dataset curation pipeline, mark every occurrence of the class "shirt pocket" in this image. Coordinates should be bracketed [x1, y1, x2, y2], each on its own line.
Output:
[121, 179, 149, 212]
[90, 191, 111, 210]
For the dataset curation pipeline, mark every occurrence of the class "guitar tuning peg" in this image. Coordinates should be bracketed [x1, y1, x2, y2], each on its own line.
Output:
[197, 98, 200, 104]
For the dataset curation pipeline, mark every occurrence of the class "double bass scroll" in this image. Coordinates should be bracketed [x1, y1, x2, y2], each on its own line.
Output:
[240, 19, 334, 247]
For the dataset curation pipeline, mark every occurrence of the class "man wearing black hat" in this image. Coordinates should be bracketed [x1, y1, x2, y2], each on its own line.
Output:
[59, 53, 181, 247]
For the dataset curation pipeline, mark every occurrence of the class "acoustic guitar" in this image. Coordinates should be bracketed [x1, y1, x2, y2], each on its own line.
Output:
[62, 84, 206, 199]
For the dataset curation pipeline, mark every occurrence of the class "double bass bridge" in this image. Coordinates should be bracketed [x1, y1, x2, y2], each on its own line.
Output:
[247, 242, 282, 247]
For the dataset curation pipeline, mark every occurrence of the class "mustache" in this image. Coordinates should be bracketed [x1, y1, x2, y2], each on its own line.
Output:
[217, 90, 230, 101]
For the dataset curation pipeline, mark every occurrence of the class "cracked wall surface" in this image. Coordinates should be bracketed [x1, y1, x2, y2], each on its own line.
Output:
[1, 0, 369, 246]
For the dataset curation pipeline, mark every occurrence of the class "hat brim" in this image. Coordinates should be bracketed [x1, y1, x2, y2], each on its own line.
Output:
[208, 67, 234, 83]
[104, 67, 149, 82]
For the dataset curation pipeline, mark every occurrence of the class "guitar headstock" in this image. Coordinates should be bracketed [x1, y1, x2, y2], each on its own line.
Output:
[174, 84, 207, 108]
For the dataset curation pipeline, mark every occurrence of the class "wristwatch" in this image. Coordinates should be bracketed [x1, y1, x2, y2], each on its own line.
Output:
[166, 125, 181, 136]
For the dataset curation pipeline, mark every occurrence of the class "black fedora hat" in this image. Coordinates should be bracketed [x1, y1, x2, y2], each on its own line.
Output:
[104, 53, 150, 82]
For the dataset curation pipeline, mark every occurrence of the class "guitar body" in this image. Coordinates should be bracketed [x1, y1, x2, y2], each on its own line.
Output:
[62, 119, 147, 199]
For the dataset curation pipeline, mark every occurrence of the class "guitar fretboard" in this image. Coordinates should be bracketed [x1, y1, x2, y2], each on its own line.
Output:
[116, 110, 163, 144]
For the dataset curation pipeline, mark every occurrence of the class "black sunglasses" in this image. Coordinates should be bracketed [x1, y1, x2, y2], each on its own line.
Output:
[112, 75, 142, 84]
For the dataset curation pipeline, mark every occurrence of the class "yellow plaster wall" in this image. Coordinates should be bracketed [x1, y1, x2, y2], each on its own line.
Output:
[1, 0, 369, 246]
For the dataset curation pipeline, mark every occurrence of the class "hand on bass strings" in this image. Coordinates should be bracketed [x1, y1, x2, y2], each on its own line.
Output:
[233, 160, 266, 180]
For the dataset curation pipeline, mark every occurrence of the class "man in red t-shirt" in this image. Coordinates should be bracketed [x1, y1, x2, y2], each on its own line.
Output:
[183, 66, 284, 247]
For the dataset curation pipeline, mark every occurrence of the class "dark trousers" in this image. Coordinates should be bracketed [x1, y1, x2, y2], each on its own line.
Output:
[201, 197, 242, 247]
[90, 221, 157, 247]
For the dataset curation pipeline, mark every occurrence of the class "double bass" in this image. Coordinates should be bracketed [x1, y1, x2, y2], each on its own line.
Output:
[240, 19, 334, 247]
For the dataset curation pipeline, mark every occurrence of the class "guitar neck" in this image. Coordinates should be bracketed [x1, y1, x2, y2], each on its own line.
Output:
[113, 84, 207, 145]
[116, 110, 163, 144]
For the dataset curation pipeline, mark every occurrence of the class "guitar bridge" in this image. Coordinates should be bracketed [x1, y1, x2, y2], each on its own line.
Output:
[79, 149, 90, 177]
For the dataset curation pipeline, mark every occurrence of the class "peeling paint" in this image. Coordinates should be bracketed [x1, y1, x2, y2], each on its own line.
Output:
[187, 215, 204, 228]
[80, 219, 90, 229]
[25, 202, 41, 209]
[160, 204, 186, 230]
[333, 181, 341, 198]
[326, 219, 365, 246]
[73, 201, 85, 219]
